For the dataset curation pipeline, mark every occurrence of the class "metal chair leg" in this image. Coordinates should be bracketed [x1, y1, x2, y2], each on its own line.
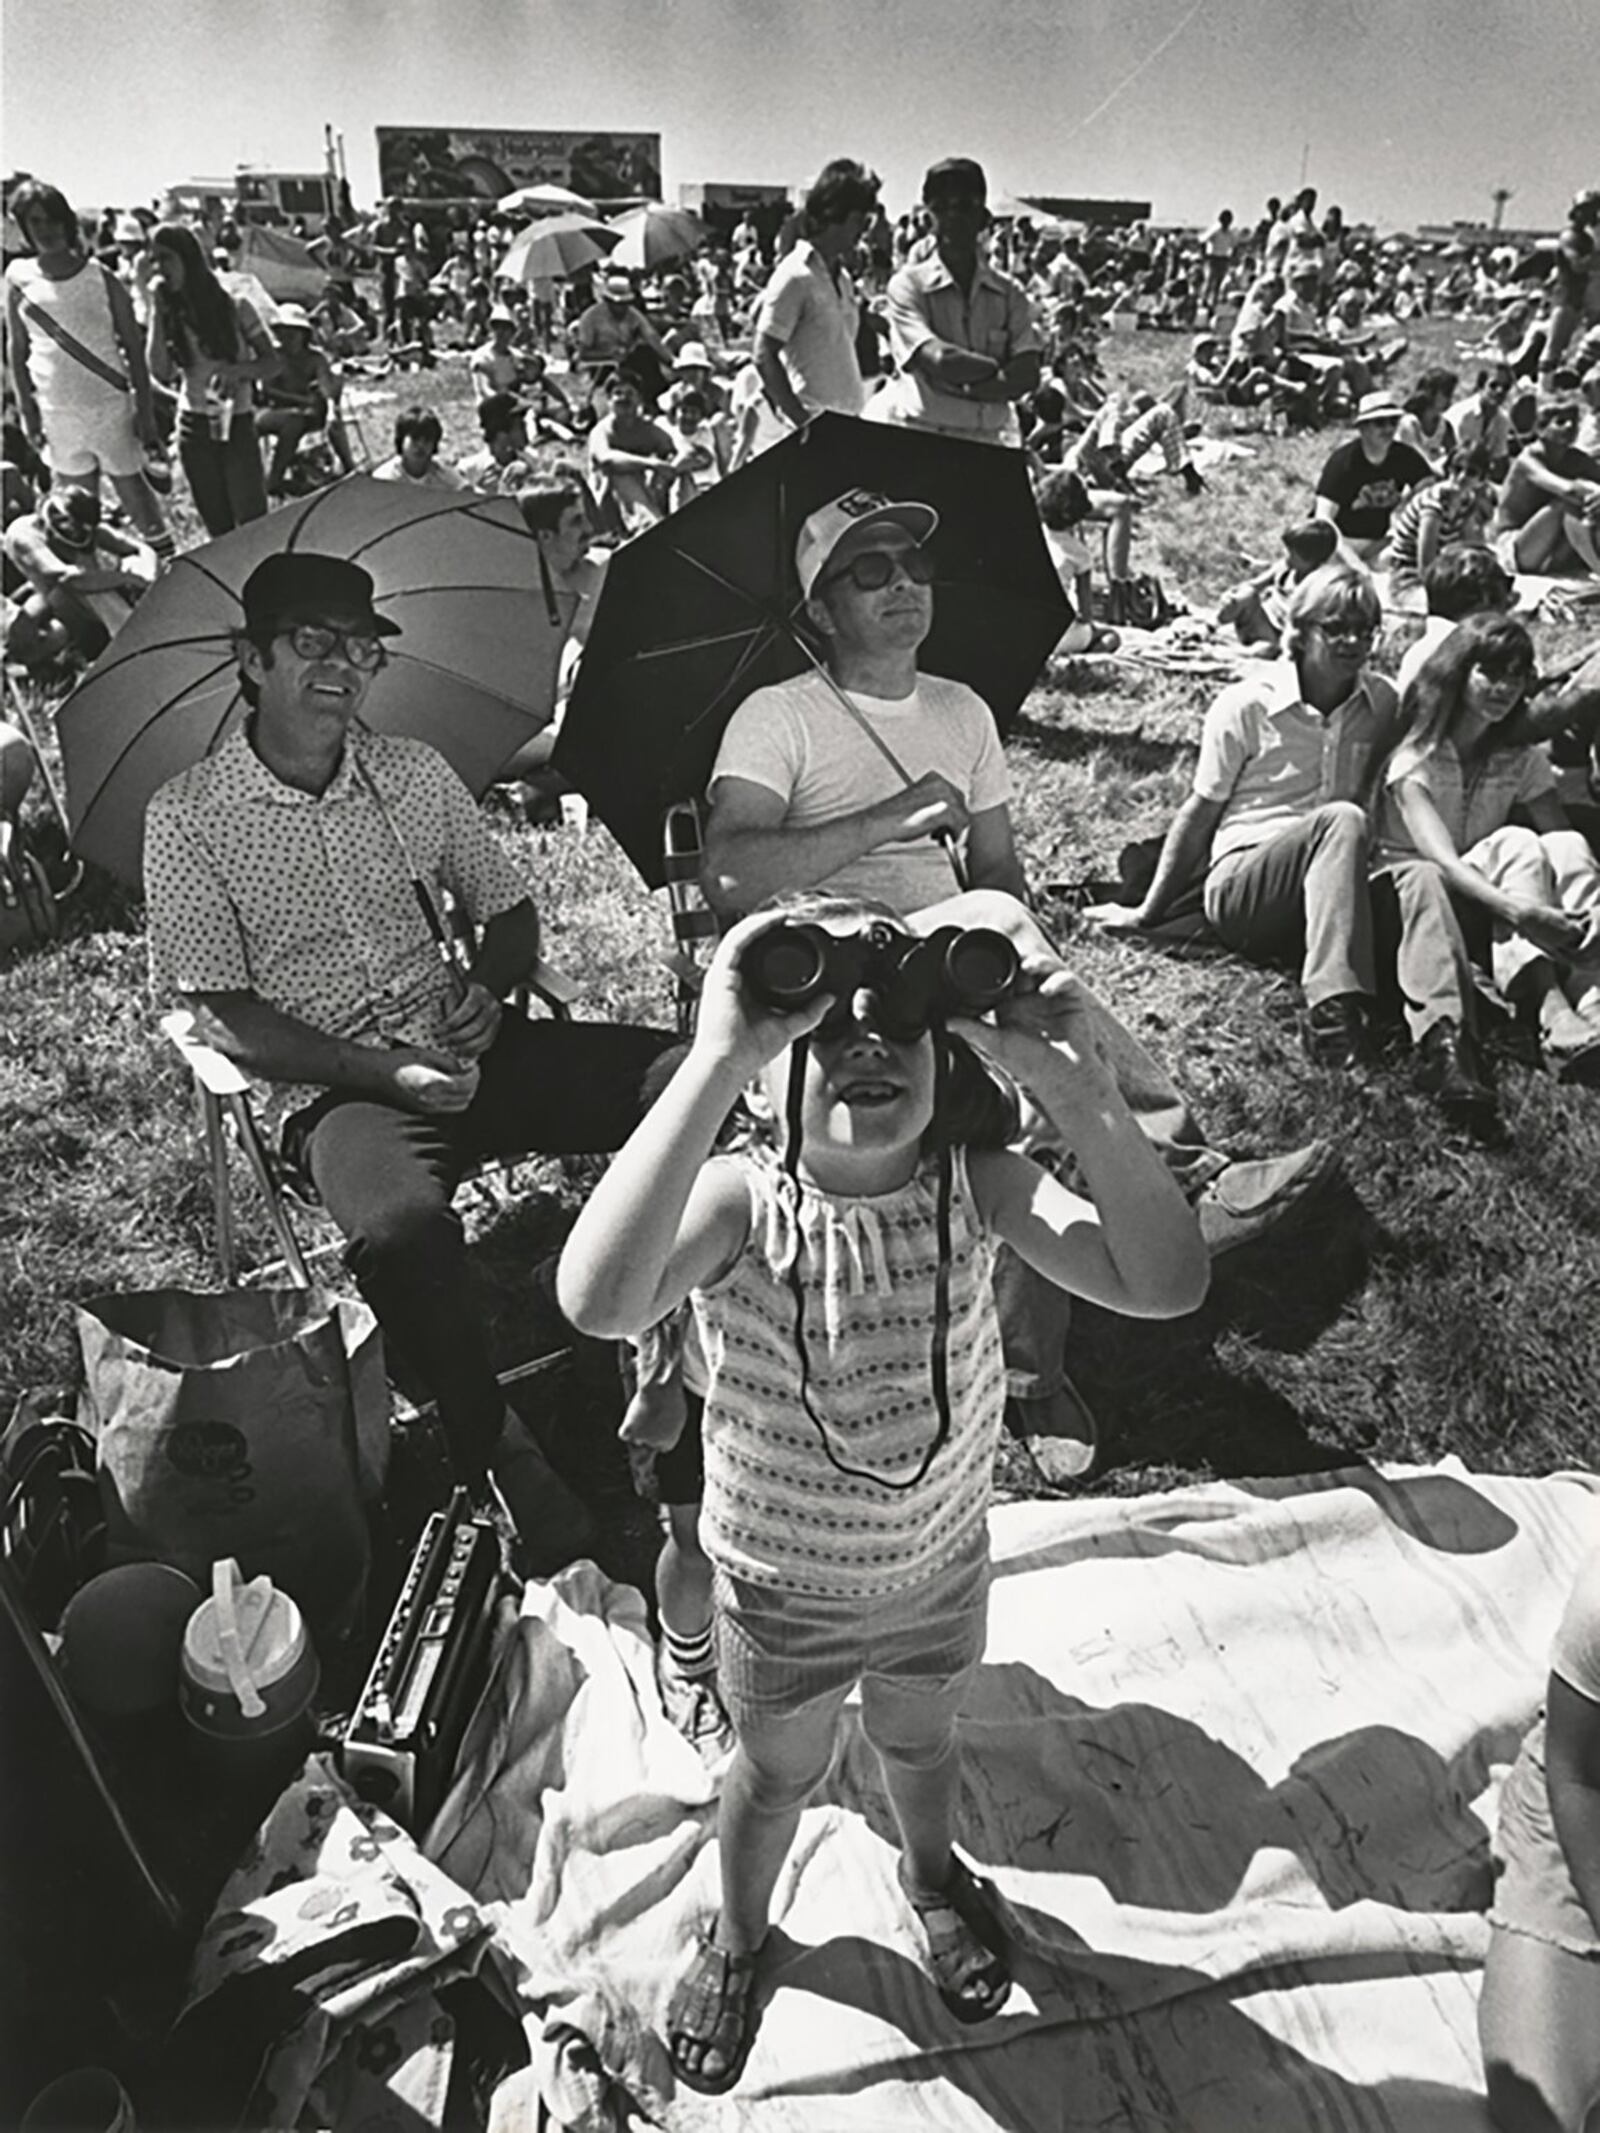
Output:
[225, 1093, 313, 1290]
[198, 1085, 237, 1287]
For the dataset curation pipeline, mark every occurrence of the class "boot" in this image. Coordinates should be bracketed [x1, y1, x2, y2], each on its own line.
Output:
[1416, 1020, 1500, 1139]
[1180, 461, 1206, 498]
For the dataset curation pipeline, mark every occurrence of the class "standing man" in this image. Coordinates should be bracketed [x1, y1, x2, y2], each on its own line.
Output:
[1201, 208, 1238, 314]
[1089, 565, 1494, 1133]
[752, 157, 878, 429]
[878, 158, 1041, 446]
[145, 554, 677, 1569]
[367, 197, 407, 337]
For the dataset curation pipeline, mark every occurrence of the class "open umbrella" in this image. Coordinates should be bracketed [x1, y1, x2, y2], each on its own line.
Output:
[58, 477, 577, 887]
[605, 203, 706, 273]
[554, 411, 1070, 886]
[499, 183, 593, 217]
[497, 214, 618, 285]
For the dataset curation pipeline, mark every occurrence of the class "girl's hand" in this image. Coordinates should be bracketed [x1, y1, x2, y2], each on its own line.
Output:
[690, 912, 834, 1078]
[949, 968, 1113, 1095]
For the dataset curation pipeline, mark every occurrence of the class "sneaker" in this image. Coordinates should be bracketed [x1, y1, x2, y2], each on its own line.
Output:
[658, 1652, 735, 1764]
[1004, 1375, 1098, 1483]
[486, 1419, 598, 1578]
[1302, 993, 1373, 1069]
[1194, 1140, 1339, 1256]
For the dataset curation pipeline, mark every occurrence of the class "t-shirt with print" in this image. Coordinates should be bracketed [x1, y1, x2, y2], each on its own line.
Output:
[708, 668, 1010, 914]
[1315, 436, 1434, 542]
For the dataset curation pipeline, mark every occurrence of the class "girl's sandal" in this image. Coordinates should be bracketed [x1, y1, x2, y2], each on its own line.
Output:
[899, 1856, 1013, 2023]
[666, 1929, 760, 2095]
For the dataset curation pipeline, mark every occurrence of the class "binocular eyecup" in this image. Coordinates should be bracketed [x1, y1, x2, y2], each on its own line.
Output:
[742, 920, 1019, 1039]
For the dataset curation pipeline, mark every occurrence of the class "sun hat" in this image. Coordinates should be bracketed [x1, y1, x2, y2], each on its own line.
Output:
[488, 302, 516, 325]
[795, 489, 939, 599]
[272, 303, 315, 334]
[601, 269, 635, 301]
[672, 340, 713, 372]
[113, 211, 145, 244]
[1354, 390, 1404, 424]
[241, 554, 402, 639]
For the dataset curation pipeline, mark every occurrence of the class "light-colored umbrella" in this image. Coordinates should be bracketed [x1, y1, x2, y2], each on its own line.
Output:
[58, 478, 576, 887]
[499, 183, 593, 217]
[604, 203, 706, 273]
[496, 214, 618, 284]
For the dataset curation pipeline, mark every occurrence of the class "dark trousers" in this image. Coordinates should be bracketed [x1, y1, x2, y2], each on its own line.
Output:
[284, 1013, 678, 1480]
[176, 411, 268, 537]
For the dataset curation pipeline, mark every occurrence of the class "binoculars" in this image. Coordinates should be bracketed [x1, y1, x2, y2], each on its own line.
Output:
[742, 921, 1019, 1040]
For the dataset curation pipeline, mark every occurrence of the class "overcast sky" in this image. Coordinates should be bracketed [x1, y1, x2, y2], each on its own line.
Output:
[4, 0, 1595, 230]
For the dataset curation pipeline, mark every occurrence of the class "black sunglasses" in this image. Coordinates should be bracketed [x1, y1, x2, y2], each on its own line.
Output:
[821, 546, 937, 594]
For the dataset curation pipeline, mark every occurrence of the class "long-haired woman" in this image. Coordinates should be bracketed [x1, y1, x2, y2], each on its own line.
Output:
[1374, 613, 1600, 1081]
[144, 222, 279, 535]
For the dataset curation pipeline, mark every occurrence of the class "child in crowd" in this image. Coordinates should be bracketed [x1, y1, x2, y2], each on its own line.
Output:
[1216, 518, 1338, 651]
[370, 404, 465, 489]
[557, 902, 1205, 2093]
[1479, 1543, 1600, 2132]
[1374, 614, 1600, 1081]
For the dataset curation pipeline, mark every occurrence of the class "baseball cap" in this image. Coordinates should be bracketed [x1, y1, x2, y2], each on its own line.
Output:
[477, 390, 527, 436]
[795, 489, 939, 599]
[922, 157, 988, 208]
[241, 554, 402, 639]
[1354, 391, 1404, 423]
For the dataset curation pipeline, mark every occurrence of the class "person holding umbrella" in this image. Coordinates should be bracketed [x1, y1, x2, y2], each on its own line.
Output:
[142, 552, 678, 1569]
[701, 489, 1336, 1473]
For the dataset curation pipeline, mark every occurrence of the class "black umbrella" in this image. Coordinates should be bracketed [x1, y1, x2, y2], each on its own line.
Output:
[553, 412, 1070, 886]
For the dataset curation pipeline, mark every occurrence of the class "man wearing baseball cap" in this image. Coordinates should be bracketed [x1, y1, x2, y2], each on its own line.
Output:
[702, 488, 1336, 1473]
[876, 157, 1041, 445]
[145, 552, 677, 1571]
[1313, 391, 1433, 564]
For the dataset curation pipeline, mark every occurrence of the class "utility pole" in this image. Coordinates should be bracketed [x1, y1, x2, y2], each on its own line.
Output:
[1490, 185, 1513, 232]
[1299, 141, 1310, 189]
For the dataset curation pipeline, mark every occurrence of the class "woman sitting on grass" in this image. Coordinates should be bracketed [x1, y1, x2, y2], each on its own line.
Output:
[1373, 613, 1600, 1084]
[557, 903, 1205, 2094]
[1035, 468, 1123, 653]
[1479, 1544, 1600, 2133]
[1383, 443, 1496, 599]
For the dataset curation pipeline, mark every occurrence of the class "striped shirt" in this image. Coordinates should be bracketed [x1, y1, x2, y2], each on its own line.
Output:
[1385, 477, 1486, 583]
[692, 1147, 1004, 1598]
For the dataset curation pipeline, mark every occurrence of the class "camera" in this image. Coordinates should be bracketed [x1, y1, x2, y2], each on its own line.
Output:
[742, 921, 1019, 1040]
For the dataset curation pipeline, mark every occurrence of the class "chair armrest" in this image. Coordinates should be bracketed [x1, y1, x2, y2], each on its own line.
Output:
[159, 1009, 255, 1099]
[525, 958, 581, 1019]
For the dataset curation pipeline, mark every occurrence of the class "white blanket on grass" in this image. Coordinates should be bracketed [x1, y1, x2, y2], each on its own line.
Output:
[428, 1463, 1599, 2131]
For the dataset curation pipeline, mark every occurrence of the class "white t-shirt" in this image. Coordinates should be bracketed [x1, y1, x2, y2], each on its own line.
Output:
[709, 668, 1011, 913]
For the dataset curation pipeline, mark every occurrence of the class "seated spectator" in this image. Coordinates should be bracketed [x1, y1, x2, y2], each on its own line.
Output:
[3, 482, 155, 668]
[1448, 364, 1515, 477]
[1035, 468, 1122, 653]
[571, 269, 674, 407]
[498, 478, 612, 802]
[1313, 391, 1434, 565]
[1395, 544, 1515, 700]
[1186, 331, 1273, 409]
[1374, 613, 1600, 1081]
[312, 286, 372, 360]
[1088, 565, 1498, 1135]
[660, 340, 730, 423]
[1022, 343, 1105, 463]
[587, 374, 681, 532]
[517, 350, 581, 443]
[253, 304, 355, 497]
[1479, 1543, 1600, 2132]
[1383, 444, 1495, 598]
[371, 404, 466, 490]
[1069, 385, 1206, 497]
[659, 389, 726, 499]
[1395, 367, 1460, 473]
[458, 390, 536, 497]
[467, 304, 523, 402]
[1216, 518, 1338, 651]
[1578, 359, 1600, 458]
[1488, 397, 1600, 577]
[1275, 260, 1371, 414]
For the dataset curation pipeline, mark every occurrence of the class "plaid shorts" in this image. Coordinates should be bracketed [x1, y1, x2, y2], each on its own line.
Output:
[712, 1523, 990, 1742]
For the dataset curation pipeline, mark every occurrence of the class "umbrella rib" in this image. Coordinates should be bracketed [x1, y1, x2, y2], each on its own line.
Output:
[71, 664, 243, 837]
[630, 622, 769, 662]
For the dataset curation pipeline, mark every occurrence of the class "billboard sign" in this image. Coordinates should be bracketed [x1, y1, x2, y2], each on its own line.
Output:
[376, 127, 662, 205]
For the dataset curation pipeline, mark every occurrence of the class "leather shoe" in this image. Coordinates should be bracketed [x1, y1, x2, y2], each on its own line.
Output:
[1005, 1377, 1098, 1483]
[1415, 1020, 1501, 1137]
[1302, 993, 1373, 1069]
[1194, 1140, 1338, 1256]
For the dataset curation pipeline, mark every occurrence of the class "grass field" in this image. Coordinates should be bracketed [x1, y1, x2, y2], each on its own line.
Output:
[3, 310, 1597, 1529]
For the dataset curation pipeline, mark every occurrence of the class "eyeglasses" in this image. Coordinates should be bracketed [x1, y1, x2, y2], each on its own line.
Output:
[1313, 623, 1378, 648]
[820, 546, 936, 594]
[285, 623, 388, 670]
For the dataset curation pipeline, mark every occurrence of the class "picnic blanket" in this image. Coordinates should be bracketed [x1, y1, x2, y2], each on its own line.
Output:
[413, 1460, 1595, 2131]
